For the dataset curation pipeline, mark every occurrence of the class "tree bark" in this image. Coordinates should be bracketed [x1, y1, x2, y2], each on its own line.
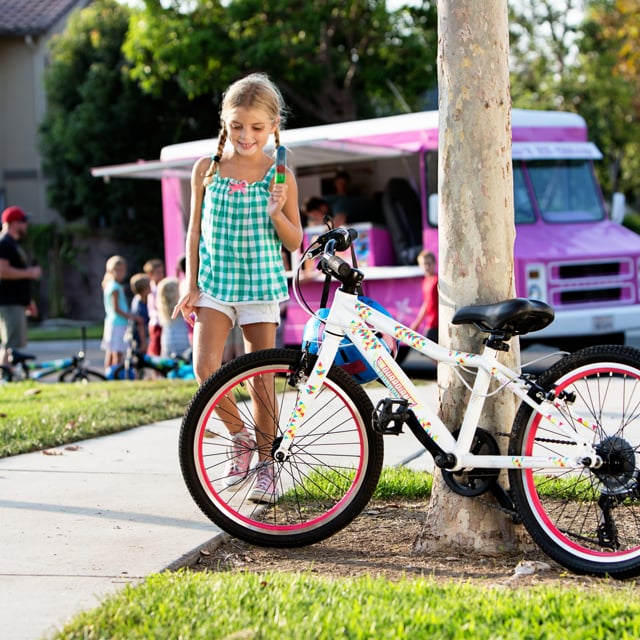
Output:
[414, 0, 528, 555]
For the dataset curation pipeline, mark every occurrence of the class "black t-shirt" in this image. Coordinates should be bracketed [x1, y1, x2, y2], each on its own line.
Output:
[0, 233, 31, 306]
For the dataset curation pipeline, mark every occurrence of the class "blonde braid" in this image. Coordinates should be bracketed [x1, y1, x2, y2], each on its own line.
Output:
[203, 129, 227, 186]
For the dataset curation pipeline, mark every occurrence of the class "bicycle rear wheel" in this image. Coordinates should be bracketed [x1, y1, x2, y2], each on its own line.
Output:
[509, 345, 640, 578]
[179, 348, 383, 547]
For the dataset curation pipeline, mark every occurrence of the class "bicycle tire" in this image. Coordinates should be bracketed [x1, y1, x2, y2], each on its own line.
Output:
[179, 348, 384, 547]
[108, 364, 137, 380]
[509, 344, 640, 578]
[60, 368, 107, 382]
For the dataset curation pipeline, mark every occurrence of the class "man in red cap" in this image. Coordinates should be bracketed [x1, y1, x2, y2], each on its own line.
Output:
[0, 206, 42, 365]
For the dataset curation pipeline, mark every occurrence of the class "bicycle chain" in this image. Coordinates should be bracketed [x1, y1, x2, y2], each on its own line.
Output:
[443, 430, 576, 521]
[478, 497, 520, 521]
[478, 431, 519, 521]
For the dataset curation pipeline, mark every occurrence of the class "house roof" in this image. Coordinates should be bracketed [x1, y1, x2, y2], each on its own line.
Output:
[0, 0, 90, 37]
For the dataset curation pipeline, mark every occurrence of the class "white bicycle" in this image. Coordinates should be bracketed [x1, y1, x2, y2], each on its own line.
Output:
[180, 227, 640, 578]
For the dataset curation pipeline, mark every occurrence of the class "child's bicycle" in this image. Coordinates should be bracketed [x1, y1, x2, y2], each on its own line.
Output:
[179, 227, 640, 578]
[107, 322, 193, 380]
[1, 327, 106, 382]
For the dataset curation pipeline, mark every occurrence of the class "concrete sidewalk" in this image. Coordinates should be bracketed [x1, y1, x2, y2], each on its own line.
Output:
[0, 384, 436, 640]
[0, 419, 219, 640]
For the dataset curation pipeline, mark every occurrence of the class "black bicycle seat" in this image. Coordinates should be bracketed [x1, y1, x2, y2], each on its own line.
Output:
[9, 349, 37, 364]
[452, 298, 554, 336]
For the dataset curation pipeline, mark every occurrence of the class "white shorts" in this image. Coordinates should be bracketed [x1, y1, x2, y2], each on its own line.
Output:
[197, 292, 282, 327]
[101, 323, 127, 353]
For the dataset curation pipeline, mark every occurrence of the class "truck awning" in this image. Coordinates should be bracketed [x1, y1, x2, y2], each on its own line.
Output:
[512, 141, 602, 160]
[91, 110, 601, 181]
[91, 158, 193, 181]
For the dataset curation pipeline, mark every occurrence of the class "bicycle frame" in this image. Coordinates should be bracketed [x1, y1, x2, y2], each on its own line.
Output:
[274, 287, 601, 472]
[26, 358, 75, 380]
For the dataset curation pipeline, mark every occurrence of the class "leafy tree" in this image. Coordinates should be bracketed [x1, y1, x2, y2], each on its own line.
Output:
[508, 0, 640, 208]
[39, 0, 212, 256]
[508, 0, 585, 109]
[575, 0, 640, 208]
[123, 0, 439, 127]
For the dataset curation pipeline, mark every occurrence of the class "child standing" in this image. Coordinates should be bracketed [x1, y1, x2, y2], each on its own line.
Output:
[101, 255, 137, 369]
[157, 276, 190, 358]
[173, 73, 302, 503]
[143, 258, 165, 356]
[129, 272, 151, 353]
[411, 250, 439, 343]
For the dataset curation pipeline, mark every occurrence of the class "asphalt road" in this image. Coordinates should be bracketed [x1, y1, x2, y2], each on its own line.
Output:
[25, 337, 105, 372]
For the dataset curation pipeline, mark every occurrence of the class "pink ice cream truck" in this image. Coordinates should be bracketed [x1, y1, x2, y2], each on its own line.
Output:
[93, 108, 640, 350]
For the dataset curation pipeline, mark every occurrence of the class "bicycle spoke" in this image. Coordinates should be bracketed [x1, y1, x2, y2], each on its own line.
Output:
[510, 346, 640, 577]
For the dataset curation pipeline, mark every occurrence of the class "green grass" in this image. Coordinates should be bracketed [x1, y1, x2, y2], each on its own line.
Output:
[373, 464, 433, 499]
[2, 373, 633, 638]
[55, 570, 640, 640]
[282, 466, 433, 503]
[0, 379, 197, 457]
[535, 474, 599, 501]
[27, 323, 103, 341]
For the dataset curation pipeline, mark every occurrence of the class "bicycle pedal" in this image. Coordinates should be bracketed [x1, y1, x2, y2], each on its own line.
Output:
[372, 398, 410, 435]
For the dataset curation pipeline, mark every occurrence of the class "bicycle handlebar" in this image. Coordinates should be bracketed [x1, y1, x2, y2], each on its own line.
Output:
[307, 227, 358, 257]
[306, 228, 364, 292]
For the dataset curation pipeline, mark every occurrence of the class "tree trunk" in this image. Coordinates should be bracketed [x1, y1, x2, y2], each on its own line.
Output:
[414, 0, 528, 555]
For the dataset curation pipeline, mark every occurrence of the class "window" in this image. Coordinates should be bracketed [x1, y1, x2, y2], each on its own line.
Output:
[513, 164, 536, 224]
[526, 160, 605, 223]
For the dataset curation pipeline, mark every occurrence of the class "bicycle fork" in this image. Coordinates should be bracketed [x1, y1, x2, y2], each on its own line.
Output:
[273, 330, 344, 463]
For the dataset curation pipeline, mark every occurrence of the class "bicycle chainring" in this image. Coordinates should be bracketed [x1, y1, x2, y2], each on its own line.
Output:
[441, 427, 501, 497]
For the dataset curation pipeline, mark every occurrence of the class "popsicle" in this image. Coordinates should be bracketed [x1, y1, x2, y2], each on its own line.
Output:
[275, 146, 287, 184]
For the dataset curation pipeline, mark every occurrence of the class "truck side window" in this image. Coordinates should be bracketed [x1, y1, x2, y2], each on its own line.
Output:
[514, 164, 536, 224]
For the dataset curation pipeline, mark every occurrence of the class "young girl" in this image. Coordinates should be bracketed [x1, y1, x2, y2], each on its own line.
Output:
[101, 255, 138, 369]
[157, 276, 190, 358]
[411, 250, 439, 343]
[173, 73, 302, 504]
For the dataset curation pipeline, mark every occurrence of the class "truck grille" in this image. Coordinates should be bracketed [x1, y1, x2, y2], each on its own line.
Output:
[558, 262, 620, 278]
[549, 258, 636, 308]
[560, 288, 622, 304]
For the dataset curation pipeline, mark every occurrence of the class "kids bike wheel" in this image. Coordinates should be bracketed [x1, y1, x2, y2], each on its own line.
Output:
[0, 365, 13, 382]
[60, 368, 106, 382]
[179, 348, 384, 547]
[509, 345, 640, 578]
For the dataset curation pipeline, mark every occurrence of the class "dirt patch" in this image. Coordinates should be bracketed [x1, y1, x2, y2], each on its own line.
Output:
[187, 499, 624, 589]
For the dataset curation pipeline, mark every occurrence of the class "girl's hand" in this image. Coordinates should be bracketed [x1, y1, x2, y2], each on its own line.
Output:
[172, 289, 199, 327]
[268, 182, 288, 219]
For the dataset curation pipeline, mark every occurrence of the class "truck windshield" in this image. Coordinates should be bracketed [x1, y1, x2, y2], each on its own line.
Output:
[526, 159, 606, 223]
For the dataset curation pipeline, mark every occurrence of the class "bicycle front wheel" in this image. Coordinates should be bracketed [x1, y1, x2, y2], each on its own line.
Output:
[179, 348, 383, 547]
[509, 345, 640, 578]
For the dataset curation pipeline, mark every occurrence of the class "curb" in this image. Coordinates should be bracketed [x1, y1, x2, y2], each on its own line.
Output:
[164, 531, 231, 572]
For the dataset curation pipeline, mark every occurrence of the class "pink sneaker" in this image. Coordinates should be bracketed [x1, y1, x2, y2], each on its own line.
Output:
[221, 428, 256, 491]
[249, 462, 277, 504]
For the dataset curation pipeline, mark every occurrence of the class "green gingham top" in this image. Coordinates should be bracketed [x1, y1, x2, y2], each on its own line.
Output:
[198, 163, 288, 304]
